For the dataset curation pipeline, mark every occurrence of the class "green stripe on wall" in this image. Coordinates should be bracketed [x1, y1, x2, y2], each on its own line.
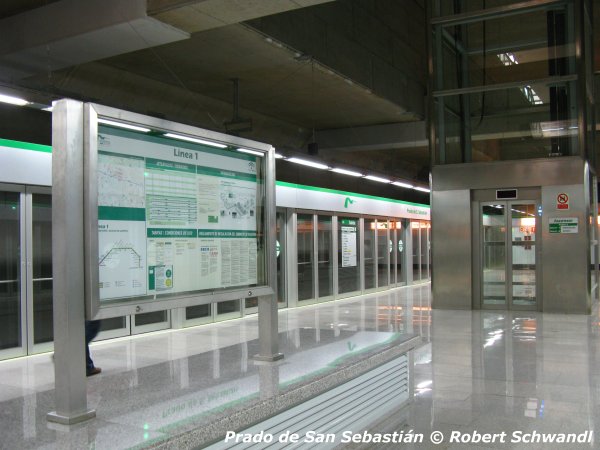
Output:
[275, 181, 430, 209]
[0, 138, 51, 153]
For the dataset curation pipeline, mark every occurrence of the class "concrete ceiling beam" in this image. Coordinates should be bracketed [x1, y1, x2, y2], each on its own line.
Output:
[316, 121, 428, 153]
[148, 0, 336, 33]
[0, 0, 189, 81]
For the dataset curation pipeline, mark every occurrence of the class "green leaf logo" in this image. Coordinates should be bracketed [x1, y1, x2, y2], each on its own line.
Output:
[347, 342, 357, 351]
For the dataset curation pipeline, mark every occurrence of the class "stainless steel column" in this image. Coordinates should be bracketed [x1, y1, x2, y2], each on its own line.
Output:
[47, 99, 95, 424]
[255, 148, 283, 361]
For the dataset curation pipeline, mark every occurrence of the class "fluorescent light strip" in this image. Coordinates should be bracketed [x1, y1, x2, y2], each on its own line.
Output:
[98, 118, 150, 133]
[414, 187, 431, 193]
[287, 157, 329, 170]
[164, 132, 227, 148]
[364, 175, 390, 183]
[275, 153, 284, 159]
[392, 181, 414, 189]
[0, 93, 29, 106]
[237, 148, 263, 157]
[331, 168, 363, 177]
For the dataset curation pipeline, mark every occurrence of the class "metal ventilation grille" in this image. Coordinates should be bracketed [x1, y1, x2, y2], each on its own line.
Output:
[207, 355, 409, 449]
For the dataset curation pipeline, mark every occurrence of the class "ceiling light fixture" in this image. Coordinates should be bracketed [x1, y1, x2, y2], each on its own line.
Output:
[0, 93, 30, 106]
[274, 153, 284, 159]
[98, 118, 151, 133]
[414, 187, 431, 193]
[331, 168, 363, 177]
[364, 175, 391, 183]
[287, 157, 329, 170]
[392, 181, 414, 189]
[163, 132, 227, 148]
[237, 148, 263, 157]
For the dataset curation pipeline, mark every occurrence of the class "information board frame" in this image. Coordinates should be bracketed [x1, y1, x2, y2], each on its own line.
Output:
[82, 103, 276, 320]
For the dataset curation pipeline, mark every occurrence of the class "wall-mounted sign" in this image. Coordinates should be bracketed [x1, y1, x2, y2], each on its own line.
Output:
[549, 217, 578, 234]
[556, 193, 569, 210]
[340, 219, 357, 267]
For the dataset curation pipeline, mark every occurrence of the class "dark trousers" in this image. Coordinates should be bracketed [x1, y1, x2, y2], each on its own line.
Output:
[85, 320, 102, 371]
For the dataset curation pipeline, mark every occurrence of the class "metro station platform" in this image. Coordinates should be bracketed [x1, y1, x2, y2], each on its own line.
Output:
[2, 283, 600, 449]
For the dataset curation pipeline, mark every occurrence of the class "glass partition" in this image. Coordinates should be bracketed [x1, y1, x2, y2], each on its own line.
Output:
[364, 218, 376, 290]
[186, 304, 211, 321]
[420, 222, 430, 281]
[435, 81, 578, 164]
[377, 219, 390, 288]
[430, 1, 589, 166]
[338, 217, 360, 295]
[411, 222, 421, 282]
[297, 214, 315, 301]
[434, 8, 576, 92]
[31, 193, 53, 346]
[216, 300, 241, 319]
[0, 191, 22, 353]
[276, 210, 286, 306]
[317, 215, 333, 299]
[482, 204, 507, 306]
[393, 220, 405, 285]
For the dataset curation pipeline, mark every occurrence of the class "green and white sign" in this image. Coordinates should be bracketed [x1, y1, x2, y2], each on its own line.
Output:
[549, 217, 578, 234]
[97, 125, 262, 301]
[340, 219, 357, 268]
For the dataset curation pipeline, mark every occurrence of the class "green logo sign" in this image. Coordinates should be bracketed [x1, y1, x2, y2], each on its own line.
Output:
[344, 197, 355, 208]
[398, 240, 404, 252]
[276, 240, 281, 257]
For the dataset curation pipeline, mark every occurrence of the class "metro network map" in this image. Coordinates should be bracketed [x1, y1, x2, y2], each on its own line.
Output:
[97, 126, 260, 301]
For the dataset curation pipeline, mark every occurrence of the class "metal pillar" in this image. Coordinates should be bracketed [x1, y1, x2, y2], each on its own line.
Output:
[47, 99, 95, 424]
[254, 148, 283, 362]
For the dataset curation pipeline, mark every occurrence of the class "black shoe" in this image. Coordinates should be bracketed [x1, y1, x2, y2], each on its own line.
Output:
[87, 367, 102, 377]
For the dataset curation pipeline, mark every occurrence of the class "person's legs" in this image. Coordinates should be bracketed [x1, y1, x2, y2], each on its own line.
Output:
[85, 320, 102, 375]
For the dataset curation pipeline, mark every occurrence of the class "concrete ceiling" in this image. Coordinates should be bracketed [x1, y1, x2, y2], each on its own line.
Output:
[0, 0, 431, 198]
[0, 0, 596, 198]
[99, 24, 414, 130]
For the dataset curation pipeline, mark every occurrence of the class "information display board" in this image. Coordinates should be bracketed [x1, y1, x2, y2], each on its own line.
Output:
[340, 219, 358, 267]
[84, 104, 275, 318]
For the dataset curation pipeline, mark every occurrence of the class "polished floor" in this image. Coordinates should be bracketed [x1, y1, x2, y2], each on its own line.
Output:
[1, 283, 599, 449]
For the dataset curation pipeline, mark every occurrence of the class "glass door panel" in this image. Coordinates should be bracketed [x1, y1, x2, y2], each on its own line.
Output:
[510, 203, 537, 307]
[376, 220, 389, 288]
[297, 214, 315, 302]
[394, 221, 405, 285]
[276, 210, 286, 307]
[31, 193, 53, 348]
[411, 222, 421, 282]
[420, 222, 429, 281]
[0, 190, 24, 357]
[364, 218, 376, 290]
[317, 215, 333, 300]
[482, 204, 507, 306]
